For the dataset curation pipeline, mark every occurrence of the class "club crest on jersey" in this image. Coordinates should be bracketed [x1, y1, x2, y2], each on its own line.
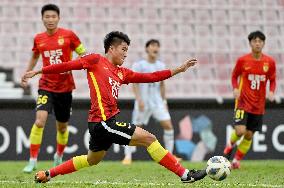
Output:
[58, 36, 64, 45]
[263, 63, 269, 72]
[117, 71, 123, 80]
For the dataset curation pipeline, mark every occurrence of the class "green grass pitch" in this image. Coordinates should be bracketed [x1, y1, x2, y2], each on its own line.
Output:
[0, 160, 283, 188]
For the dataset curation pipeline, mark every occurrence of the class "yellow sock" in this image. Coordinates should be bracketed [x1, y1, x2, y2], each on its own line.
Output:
[29, 124, 44, 158]
[57, 129, 69, 145]
[147, 140, 186, 177]
[56, 129, 69, 156]
[237, 138, 252, 155]
[147, 140, 168, 162]
[30, 124, 44, 145]
[72, 155, 90, 170]
[230, 130, 241, 144]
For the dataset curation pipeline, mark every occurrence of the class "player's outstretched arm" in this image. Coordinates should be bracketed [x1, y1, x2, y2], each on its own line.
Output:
[125, 58, 197, 84]
[24, 59, 85, 79]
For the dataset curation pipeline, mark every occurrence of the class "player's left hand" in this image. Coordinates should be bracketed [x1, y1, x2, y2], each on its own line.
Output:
[268, 91, 275, 102]
[179, 58, 197, 72]
[171, 58, 197, 76]
[24, 70, 39, 79]
[20, 75, 29, 88]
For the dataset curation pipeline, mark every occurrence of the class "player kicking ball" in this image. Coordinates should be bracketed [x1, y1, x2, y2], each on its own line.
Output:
[24, 31, 207, 183]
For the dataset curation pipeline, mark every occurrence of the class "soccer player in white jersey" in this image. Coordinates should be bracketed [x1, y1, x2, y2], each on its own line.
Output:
[122, 39, 179, 165]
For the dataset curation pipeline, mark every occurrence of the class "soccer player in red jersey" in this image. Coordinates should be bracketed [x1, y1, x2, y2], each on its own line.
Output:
[24, 31, 207, 183]
[223, 31, 276, 169]
[21, 4, 86, 173]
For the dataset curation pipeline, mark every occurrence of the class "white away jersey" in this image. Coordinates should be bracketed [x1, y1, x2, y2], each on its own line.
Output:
[132, 59, 166, 108]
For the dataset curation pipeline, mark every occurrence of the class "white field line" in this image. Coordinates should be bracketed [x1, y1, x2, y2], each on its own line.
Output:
[0, 180, 283, 187]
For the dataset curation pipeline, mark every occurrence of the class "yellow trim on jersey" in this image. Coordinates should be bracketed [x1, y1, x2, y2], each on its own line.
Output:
[89, 72, 106, 121]
[75, 44, 86, 55]
[235, 76, 243, 109]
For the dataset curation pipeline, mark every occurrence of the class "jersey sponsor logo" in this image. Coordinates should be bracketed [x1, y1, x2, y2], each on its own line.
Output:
[117, 71, 123, 80]
[44, 49, 63, 65]
[109, 77, 121, 99]
[248, 74, 266, 90]
[58, 36, 64, 45]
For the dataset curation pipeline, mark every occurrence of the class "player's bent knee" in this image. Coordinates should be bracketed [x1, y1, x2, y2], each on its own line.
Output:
[34, 120, 46, 128]
[244, 131, 254, 140]
[235, 128, 245, 137]
[144, 133, 157, 147]
[57, 125, 68, 133]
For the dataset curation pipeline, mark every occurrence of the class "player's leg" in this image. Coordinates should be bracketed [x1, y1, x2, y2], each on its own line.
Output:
[122, 108, 150, 165]
[130, 126, 206, 183]
[35, 121, 112, 183]
[224, 109, 247, 159]
[153, 107, 174, 153]
[54, 121, 68, 166]
[232, 113, 262, 169]
[23, 90, 52, 173]
[231, 130, 253, 169]
[159, 120, 174, 153]
[35, 150, 106, 183]
[53, 92, 72, 166]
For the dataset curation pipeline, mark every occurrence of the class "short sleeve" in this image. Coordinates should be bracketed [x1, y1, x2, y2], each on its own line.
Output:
[70, 31, 86, 55]
[32, 37, 39, 55]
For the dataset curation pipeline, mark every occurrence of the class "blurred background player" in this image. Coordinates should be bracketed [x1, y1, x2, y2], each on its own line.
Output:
[223, 31, 276, 169]
[24, 31, 206, 184]
[21, 4, 86, 173]
[122, 39, 179, 165]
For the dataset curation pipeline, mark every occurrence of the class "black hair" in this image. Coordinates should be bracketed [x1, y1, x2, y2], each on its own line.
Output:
[248, 31, 266, 42]
[41, 4, 60, 17]
[104, 31, 130, 53]
[145, 39, 160, 48]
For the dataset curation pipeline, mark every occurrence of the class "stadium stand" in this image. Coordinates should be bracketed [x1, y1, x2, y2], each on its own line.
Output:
[0, 0, 283, 99]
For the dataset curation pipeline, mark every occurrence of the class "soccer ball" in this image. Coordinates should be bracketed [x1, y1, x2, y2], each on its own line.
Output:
[206, 156, 231, 181]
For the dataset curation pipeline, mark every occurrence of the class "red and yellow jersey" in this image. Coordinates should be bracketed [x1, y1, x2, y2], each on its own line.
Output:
[42, 53, 172, 122]
[32, 28, 86, 93]
[232, 53, 276, 114]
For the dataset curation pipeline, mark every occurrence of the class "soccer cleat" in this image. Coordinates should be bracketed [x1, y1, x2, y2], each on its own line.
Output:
[181, 169, 207, 183]
[223, 144, 234, 160]
[121, 157, 132, 165]
[23, 160, 37, 173]
[34, 170, 50, 183]
[231, 160, 241, 169]
[53, 153, 63, 167]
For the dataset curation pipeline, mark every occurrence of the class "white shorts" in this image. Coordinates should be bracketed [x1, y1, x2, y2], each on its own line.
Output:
[132, 107, 171, 125]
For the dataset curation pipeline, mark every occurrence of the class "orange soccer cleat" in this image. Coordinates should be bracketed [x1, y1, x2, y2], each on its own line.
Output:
[34, 170, 50, 183]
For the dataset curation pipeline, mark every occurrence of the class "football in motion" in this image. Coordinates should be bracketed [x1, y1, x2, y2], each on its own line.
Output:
[206, 156, 231, 181]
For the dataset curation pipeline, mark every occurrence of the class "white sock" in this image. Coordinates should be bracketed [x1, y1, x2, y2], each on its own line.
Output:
[181, 169, 189, 180]
[124, 146, 135, 160]
[163, 129, 174, 153]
